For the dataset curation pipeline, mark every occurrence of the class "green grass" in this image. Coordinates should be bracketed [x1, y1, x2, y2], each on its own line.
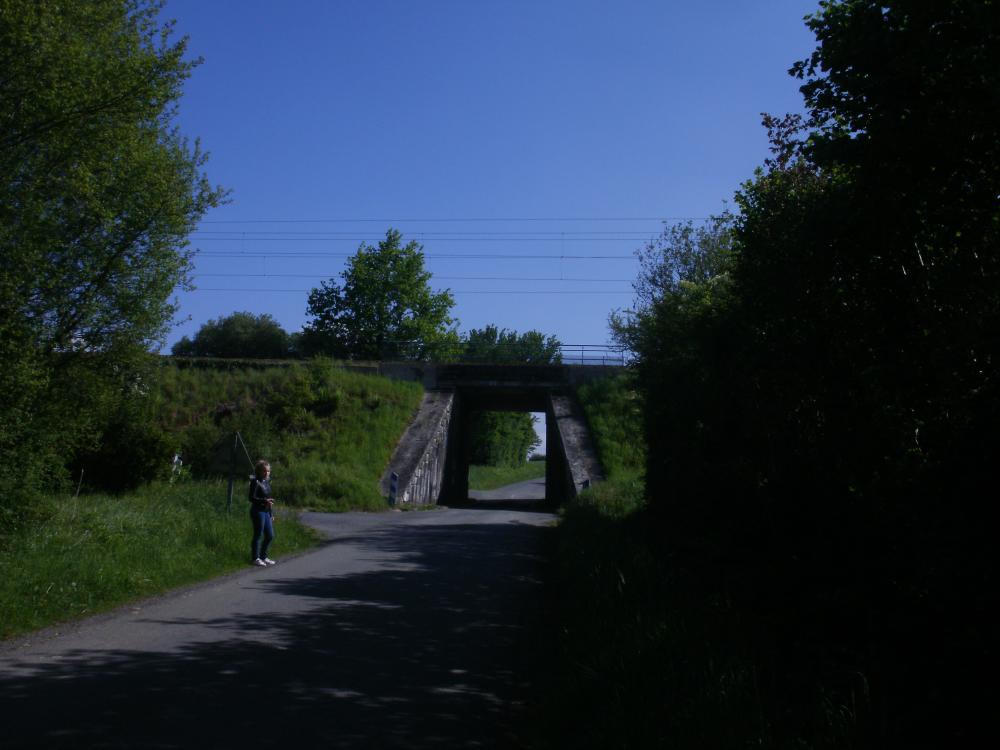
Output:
[539, 374, 856, 747]
[538, 480, 769, 749]
[0, 480, 320, 641]
[1, 359, 423, 641]
[467, 460, 546, 490]
[576, 372, 645, 478]
[156, 358, 424, 511]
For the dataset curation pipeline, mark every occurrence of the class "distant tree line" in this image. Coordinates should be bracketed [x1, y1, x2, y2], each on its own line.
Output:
[613, 1, 997, 743]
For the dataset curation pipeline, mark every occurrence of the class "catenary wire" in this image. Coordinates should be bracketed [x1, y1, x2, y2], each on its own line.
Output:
[193, 273, 635, 281]
[197, 216, 707, 223]
[190, 288, 633, 294]
[193, 251, 637, 259]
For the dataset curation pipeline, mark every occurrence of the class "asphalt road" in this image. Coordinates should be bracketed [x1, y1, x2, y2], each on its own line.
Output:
[468, 478, 546, 502]
[0, 506, 556, 749]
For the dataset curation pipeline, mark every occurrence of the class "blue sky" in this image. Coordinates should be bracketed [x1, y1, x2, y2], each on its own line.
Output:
[165, 0, 819, 355]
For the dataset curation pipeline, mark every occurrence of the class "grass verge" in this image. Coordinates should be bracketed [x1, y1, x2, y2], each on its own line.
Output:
[538, 475, 775, 748]
[537, 373, 865, 747]
[0, 480, 320, 641]
[467, 460, 546, 491]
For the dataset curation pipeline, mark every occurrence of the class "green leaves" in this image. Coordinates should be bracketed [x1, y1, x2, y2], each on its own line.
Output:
[0, 0, 225, 506]
[172, 312, 292, 358]
[462, 324, 562, 364]
[303, 228, 458, 360]
[619, 4, 999, 742]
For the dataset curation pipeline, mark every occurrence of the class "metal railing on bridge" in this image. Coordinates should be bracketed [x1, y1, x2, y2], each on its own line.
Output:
[378, 341, 630, 365]
[557, 344, 628, 366]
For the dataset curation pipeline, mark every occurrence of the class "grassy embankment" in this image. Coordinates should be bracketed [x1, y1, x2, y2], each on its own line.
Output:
[0, 359, 423, 641]
[467, 458, 546, 491]
[535, 372, 671, 748]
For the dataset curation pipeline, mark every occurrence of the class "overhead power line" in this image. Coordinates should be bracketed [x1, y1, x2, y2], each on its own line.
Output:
[194, 251, 636, 259]
[192, 273, 635, 282]
[190, 288, 633, 295]
[191, 230, 659, 237]
[198, 216, 706, 224]
[191, 236, 653, 242]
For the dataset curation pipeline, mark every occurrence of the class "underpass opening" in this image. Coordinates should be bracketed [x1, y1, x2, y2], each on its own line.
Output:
[441, 384, 568, 507]
[382, 364, 612, 507]
[466, 410, 547, 505]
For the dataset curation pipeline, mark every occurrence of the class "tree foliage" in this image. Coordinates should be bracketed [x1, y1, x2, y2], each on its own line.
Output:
[461, 324, 562, 364]
[172, 312, 292, 359]
[468, 411, 541, 467]
[302, 229, 459, 360]
[0, 0, 225, 511]
[622, 1, 998, 744]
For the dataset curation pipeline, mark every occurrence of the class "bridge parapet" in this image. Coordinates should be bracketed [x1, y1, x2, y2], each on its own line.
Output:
[378, 362, 623, 390]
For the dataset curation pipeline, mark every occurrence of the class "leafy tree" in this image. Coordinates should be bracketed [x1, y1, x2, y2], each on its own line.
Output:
[469, 411, 541, 467]
[172, 312, 291, 359]
[0, 0, 225, 510]
[610, 213, 735, 354]
[462, 324, 562, 364]
[623, 2, 999, 744]
[302, 229, 459, 360]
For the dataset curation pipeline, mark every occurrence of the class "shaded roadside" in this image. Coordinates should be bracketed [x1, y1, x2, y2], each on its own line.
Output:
[0, 510, 553, 749]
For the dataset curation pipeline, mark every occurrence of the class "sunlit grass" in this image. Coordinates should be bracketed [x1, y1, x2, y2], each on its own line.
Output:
[0, 480, 320, 640]
[467, 460, 546, 491]
[157, 360, 423, 510]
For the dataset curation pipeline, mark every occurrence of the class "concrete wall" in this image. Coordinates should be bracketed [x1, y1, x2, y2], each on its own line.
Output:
[546, 393, 604, 500]
[382, 385, 606, 506]
[379, 358, 618, 506]
[379, 391, 453, 506]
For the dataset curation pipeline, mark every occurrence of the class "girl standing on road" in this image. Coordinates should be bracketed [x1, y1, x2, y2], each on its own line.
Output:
[248, 459, 277, 567]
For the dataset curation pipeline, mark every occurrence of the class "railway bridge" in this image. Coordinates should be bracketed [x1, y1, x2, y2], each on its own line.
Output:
[379, 363, 617, 506]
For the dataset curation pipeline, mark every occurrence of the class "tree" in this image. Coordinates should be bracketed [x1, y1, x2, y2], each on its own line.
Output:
[302, 229, 459, 360]
[462, 324, 562, 364]
[0, 0, 225, 510]
[622, 2, 999, 743]
[172, 312, 292, 359]
[609, 213, 735, 354]
[469, 411, 541, 467]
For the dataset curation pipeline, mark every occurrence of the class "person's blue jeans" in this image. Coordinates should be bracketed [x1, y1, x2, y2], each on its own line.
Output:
[250, 509, 275, 561]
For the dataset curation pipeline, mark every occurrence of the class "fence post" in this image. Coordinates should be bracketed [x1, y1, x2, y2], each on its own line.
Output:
[389, 471, 399, 506]
[226, 431, 237, 513]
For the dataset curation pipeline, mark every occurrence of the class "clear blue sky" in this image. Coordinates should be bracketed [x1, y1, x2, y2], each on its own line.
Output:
[164, 0, 819, 355]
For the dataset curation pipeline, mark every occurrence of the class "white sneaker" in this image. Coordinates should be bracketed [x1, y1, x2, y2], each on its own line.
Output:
[263, 558, 277, 566]
[253, 558, 267, 567]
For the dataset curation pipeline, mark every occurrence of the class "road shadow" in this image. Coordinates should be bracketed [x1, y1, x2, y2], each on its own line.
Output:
[0, 518, 553, 749]
[447, 499, 554, 514]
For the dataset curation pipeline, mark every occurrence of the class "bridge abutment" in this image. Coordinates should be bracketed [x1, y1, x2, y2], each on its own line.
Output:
[380, 364, 611, 506]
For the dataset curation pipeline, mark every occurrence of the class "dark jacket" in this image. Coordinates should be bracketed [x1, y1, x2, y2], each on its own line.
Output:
[248, 477, 272, 513]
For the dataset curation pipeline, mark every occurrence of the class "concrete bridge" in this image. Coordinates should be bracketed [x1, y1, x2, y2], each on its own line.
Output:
[379, 364, 618, 506]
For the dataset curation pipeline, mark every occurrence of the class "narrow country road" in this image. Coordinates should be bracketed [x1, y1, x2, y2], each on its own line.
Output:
[0, 506, 555, 749]
[468, 478, 546, 502]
